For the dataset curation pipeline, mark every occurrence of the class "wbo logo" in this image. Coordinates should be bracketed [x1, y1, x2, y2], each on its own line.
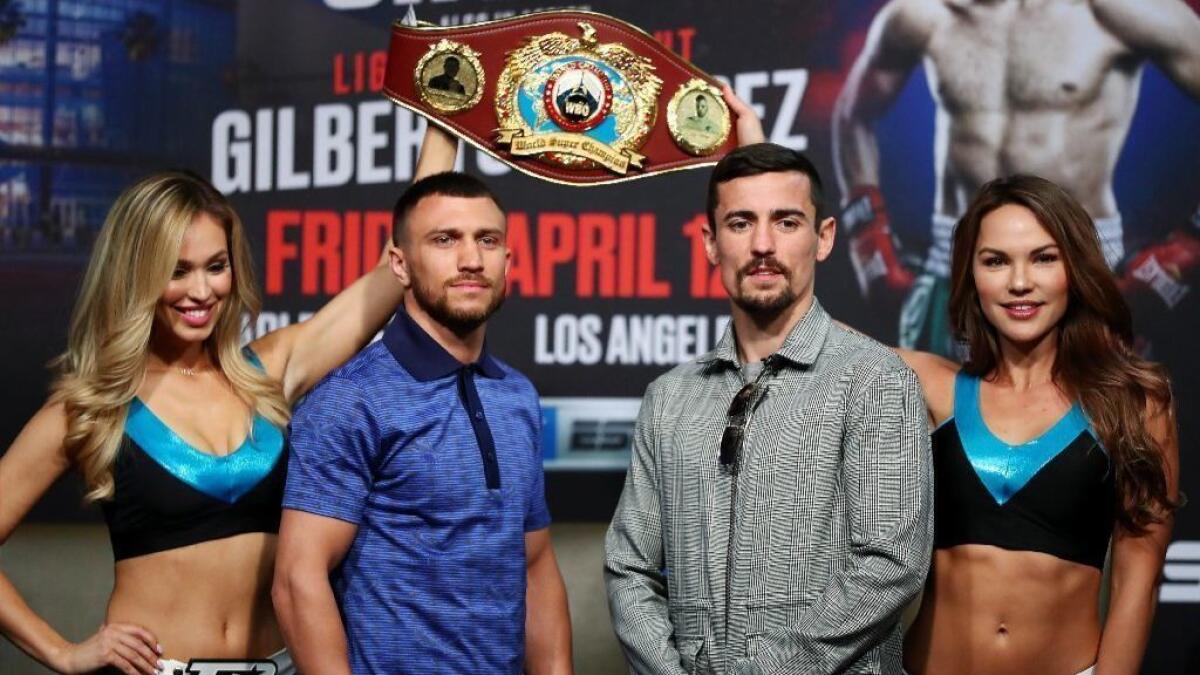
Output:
[493, 21, 660, 176]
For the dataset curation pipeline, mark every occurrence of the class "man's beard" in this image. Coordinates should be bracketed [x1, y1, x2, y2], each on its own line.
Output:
[411, 273, 506, 335]
[731, 256, 796, 318]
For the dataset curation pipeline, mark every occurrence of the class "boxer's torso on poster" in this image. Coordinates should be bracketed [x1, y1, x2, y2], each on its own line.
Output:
[918, 0, 1137, 218]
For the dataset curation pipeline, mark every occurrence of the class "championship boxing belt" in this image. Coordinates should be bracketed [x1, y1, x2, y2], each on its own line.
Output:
[383, 11, 737, 186]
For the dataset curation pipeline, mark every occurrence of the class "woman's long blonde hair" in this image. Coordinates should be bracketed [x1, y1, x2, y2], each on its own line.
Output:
[50, 171, 289, 501]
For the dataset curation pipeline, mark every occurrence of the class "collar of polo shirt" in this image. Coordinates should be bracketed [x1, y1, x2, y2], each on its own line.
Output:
[382, 306, 506, 381]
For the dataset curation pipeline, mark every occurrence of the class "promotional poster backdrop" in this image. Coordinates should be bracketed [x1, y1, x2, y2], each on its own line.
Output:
[2, 1, 1199, 670]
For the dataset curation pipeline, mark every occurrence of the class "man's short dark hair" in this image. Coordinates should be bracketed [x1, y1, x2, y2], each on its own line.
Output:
[706, 143, 826, 228]
[392, 171, 504, 245]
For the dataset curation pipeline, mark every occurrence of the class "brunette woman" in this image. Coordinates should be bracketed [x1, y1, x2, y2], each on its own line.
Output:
[899, 176, 1180, 675]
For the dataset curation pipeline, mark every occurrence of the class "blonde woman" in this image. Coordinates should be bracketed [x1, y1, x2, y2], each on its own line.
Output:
[0, 130, 457, 674]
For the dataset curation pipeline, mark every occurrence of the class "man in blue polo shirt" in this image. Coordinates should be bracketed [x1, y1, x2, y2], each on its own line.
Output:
[272, 172, 572, 675]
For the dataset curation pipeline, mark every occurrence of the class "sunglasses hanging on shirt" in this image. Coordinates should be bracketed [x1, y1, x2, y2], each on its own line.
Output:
[719, 355, 783, 472]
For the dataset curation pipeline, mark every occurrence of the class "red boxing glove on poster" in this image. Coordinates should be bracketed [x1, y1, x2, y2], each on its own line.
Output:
[1118, 228, 1200, 310]
[841, 185, 914, 299]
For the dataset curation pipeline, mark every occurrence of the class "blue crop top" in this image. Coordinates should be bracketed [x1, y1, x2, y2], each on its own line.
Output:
[100, 350, 287, 561]
[932, 372, 1116, 569]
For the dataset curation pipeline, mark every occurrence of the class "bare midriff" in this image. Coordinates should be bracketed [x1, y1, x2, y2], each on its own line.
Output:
[904, 544, 1101, 675]
[106, 532, 282, 663]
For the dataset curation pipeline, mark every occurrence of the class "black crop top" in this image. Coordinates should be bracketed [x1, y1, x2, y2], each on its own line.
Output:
[101, 353, 286, 561]
[932, 372, 1115, 569]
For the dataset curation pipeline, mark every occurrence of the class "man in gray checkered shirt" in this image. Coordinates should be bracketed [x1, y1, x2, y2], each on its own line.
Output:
[605, 143, 933, 674]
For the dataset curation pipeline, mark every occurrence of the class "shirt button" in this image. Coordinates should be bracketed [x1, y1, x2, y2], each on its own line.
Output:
[475, 411, 483, 420]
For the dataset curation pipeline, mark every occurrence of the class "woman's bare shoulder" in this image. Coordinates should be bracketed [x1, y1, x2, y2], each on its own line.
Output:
[896, 349, 959, 424]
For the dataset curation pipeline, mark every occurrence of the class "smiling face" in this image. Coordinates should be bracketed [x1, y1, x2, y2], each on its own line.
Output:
[705, 170, 836, 320]
[972, 203, 1070, 348]
[392, 193, 510, 335]
[154, 211, 232, 346]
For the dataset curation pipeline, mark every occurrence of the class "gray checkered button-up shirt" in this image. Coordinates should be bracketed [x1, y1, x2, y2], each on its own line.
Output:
[605, 299, 933, 675]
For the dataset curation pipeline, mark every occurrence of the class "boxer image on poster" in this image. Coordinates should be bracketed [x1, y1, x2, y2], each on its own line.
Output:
[834, 0, 1200, 355]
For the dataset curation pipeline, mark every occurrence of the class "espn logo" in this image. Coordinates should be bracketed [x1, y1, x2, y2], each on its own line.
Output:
[1160, 541, 1200, 603]
[541, 397, 641, 470]
[569, 419, 635, 452]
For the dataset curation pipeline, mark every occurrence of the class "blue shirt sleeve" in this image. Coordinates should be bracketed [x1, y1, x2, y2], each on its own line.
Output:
[283, 374, 377, 525]
[524, 394, 551, 532]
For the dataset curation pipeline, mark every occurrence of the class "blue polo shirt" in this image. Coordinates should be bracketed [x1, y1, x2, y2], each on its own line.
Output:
[283, 308, 551, 675]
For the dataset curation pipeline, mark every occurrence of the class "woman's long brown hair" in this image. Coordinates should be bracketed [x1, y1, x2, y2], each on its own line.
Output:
[948, 175, 1178, 534]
